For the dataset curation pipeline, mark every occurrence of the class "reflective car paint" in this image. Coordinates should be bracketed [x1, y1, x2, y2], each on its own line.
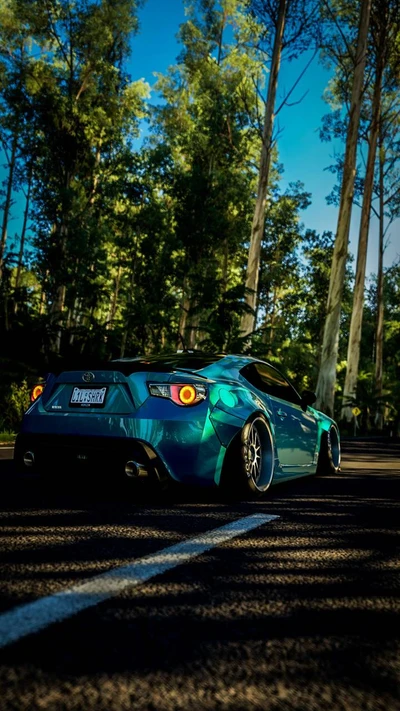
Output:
[15, 354, 339, 488]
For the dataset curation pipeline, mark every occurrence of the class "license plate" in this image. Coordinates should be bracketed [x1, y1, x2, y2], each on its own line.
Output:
[69, 387, 107, 408]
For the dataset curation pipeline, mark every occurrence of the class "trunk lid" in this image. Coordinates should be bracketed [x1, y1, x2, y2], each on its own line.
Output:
[42, 370, 137, 414]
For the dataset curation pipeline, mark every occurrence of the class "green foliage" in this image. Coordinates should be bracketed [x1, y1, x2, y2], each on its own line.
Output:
[0, 0, 398, 431]
[0, 360, 31, 432]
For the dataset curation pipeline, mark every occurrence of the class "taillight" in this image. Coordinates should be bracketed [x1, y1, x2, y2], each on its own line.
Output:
[31, 384, 44, 402]
[148, 383, 206, 406]
[171, 384, 197, 405]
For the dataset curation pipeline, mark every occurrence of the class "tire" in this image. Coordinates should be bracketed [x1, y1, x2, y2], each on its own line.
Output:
[221, 414, 275, 499]
[317, 426, 341, 475]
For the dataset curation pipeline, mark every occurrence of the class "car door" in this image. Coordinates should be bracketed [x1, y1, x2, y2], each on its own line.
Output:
[240, 363, 318, 474]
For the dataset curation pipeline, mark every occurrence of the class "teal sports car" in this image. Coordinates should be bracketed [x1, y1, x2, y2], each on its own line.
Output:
[14, 352, 340, 497]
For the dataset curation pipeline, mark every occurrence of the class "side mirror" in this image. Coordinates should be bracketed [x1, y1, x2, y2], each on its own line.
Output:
[301, 390, 316, 410]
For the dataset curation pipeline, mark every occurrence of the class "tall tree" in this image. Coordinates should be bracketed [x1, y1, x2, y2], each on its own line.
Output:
[0, 0, 32, 282]
[19, 0, 148, 353]
[240, 0, 286, 338]
[374, 127, 385, 428]
[152, 0, 263, 350]
[240, 0, 319, 338]
[315, 0, 371, 416]
[342, 0, 399, 423]
[372, 120, 400, 427]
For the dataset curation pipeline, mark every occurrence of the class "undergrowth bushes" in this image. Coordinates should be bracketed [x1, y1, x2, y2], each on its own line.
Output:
[0, 358, 36, 433]
[0, 381, 30, 433]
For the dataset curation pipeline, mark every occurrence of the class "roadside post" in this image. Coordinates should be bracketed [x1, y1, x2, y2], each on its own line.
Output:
[352, 407, 361, 436]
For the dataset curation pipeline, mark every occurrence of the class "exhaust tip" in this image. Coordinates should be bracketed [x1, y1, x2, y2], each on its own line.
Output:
[125, 461, 148, 478]
[23, 451, 35, 468]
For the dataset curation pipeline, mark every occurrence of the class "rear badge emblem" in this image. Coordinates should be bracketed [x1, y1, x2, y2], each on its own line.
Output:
[82, 372, 95, 383]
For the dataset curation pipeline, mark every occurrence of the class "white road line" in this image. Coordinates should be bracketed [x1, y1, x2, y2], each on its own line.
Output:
[0, 513, 278, 650]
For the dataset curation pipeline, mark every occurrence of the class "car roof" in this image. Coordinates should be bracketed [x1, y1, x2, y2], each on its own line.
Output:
[48, 352, 279, 379]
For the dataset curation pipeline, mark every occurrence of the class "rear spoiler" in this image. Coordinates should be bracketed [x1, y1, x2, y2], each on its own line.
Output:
[45, 360, 171, 377]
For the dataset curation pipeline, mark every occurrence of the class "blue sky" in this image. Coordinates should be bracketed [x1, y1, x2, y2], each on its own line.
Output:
[128, 0, 399, 276]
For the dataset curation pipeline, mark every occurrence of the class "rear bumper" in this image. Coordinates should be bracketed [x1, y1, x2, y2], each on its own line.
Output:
[14, 433, 171, 485]
[15, 410, 226, 487]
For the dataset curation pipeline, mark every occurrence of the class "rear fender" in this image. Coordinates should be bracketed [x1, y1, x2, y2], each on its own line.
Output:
[215, 409, 277, 487]
[210, 383, 274, 447]
[310, 409, 340, 451]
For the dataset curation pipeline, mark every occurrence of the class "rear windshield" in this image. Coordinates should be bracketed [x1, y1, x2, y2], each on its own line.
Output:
[110, 353, 225, 373]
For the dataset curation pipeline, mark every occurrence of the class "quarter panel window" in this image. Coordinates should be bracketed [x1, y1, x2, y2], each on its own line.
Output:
[241, 363, 301, 405]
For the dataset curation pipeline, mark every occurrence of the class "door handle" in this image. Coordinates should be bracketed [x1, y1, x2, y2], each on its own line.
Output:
[277, 409, 287, 418]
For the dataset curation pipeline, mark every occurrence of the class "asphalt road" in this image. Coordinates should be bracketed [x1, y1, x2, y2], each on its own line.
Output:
[0, 439, 399, 711]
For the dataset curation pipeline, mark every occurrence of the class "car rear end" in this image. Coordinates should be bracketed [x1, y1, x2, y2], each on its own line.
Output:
[14, 360, 223, 488]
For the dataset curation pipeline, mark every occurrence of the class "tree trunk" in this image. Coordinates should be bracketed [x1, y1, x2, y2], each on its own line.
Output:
[120, 329, 128, 358]
[106, 264, 122, 329]
[0, 131, 19, 282]
[120, 250, 137, 358]
[222, 237, 229, 292]
[49, 221, 68, 354]
[178, 276, 191, 349]
[341, 56, 383, 423]
[240, 0, 287, 339]
[68, 298, 79, 346]
[39, 273, 49, 317]
[15, 165, 33, 291]
[374, 133, 384, 429]
[267, 286, 279, 353]
[188, 310, 199, 349]
[50, 283, 66, 354]
[315, 0, 372, 417]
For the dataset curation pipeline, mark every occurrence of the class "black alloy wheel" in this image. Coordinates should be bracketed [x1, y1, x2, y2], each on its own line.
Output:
[220, 414, 275, 499]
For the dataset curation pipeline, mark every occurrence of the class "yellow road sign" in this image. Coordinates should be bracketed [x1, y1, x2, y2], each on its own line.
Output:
[352, 407, 361, 417]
